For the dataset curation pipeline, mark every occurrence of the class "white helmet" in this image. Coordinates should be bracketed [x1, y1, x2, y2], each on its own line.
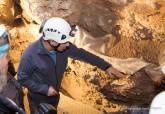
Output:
[149, 65, 165, 114]
[149, 91, 165, 114]
[41, 17, 72, 43]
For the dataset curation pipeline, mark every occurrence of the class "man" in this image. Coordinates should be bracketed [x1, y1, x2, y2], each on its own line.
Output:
[18, 17, 124, 113]
[0, 25, 25, 114]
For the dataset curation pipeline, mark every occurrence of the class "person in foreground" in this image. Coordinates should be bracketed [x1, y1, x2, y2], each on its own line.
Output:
[0, 25, 25, 114]
[18, 17, 125, 114]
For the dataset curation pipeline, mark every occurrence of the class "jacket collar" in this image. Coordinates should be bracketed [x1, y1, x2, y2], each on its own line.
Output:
[37, 37, 49, 55]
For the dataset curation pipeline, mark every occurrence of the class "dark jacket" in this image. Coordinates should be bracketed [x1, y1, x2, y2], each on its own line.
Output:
[18, 38, 111, 104]
[0, 73, 24, 114]
[0, 73, 23, 106]
[0, 95, 17, 114]
[0, 95, 25, 114]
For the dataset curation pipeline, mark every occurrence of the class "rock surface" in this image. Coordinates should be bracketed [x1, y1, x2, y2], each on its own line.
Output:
[61, 57, 165, 112]
[0, 0, 15, 23]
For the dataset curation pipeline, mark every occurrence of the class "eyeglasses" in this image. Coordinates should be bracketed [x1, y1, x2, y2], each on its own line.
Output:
[0, 32, 10, 46]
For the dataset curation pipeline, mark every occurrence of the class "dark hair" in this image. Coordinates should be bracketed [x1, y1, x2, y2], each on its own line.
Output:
[39, 19, 48, 33]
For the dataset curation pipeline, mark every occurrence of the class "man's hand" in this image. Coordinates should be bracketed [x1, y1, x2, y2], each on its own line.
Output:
[47, 86, 58, 96]
[106, 67, 125, 78]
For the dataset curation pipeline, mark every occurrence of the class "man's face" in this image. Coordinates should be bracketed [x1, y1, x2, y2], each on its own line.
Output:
[0, 53, 9, 92]
[49, 40, 70, 52]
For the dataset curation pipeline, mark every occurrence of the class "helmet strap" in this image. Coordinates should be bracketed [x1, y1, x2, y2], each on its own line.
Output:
[43, 32, 45, 37]
[48, 41, 61, 51]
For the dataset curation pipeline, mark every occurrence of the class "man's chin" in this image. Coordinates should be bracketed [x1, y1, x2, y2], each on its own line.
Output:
[58, 50, 65, 53]
[57, 48, 69, 53]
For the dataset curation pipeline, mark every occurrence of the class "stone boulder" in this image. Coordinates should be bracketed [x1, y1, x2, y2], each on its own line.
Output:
[0, 0, 15, 23]
[19, 0, 120, 37]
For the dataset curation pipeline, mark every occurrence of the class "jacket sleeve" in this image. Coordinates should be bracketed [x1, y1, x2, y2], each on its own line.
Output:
[68, 43, 112, 71]
[17, 57, 48, 95]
